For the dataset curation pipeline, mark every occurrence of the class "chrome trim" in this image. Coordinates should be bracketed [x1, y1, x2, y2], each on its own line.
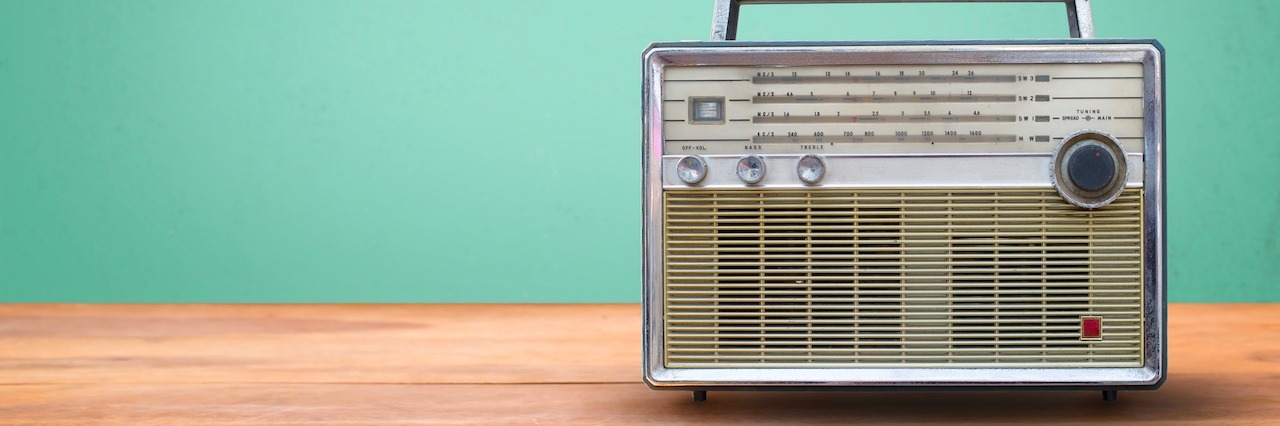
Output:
[651, 366, 1158, 386]
[642, 41, 1164, 389]
[660, 153, 1145, 189]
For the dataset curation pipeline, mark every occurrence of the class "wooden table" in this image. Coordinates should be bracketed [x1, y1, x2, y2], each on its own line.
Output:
[1, 304, 1277, 424]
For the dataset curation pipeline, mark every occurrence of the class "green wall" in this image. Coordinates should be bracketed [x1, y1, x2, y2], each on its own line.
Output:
[2, 0, 1277, 302]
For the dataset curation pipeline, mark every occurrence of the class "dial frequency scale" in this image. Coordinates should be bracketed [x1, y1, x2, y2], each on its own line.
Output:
[642, 0, 1165, 402]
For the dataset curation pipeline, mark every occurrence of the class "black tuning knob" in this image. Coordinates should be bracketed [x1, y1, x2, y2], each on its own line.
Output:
[1051, 131, 1127, 209]
[1067, 144, 1117, 192]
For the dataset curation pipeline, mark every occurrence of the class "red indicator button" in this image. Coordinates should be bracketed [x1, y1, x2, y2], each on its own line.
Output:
[1081, 316, 1103, 340]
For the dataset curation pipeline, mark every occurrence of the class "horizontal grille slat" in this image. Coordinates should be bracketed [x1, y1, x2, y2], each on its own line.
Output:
[670, 289, 1140, 295]
[668, 294, 1140, 302]
[669, 355, 1139, 361]
[668, 276, 1140, 282]
[666, 232, 1141, 238]
[662, 188, 1144, 368]
[671, 332, 1142, 338]
[670, 260, 1137, 266]
[672, 343, 1143, 348]
[669, 267, 1139, 274]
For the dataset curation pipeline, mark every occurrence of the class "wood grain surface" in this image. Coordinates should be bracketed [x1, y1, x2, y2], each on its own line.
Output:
[1, 303, 1277, 424]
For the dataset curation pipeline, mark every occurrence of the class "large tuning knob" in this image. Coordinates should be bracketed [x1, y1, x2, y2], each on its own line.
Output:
[1051, 130, 1128, 209]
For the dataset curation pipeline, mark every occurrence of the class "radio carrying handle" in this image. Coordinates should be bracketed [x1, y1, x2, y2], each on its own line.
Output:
[711, 0, 1095, 40]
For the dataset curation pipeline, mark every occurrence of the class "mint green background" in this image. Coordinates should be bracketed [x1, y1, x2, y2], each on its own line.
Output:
[1, 1, 1277, 302]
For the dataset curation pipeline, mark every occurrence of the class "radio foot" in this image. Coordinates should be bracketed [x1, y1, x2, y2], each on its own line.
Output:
[693, 391, 707, 402]
[1102, 390, 1118, 402]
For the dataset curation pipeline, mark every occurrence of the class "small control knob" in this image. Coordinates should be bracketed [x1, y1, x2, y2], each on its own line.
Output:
[675, 156, 707, 185]
[796, 155, 826, 184]
[1051, 131, 1127, 209]
[736, 155, 766, 184]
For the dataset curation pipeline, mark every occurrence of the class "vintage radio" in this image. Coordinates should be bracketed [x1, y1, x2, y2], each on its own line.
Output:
[641, 0, 1164, 401]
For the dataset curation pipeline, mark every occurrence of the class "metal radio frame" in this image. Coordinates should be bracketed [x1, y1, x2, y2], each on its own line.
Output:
[641, 0, 1165, 401]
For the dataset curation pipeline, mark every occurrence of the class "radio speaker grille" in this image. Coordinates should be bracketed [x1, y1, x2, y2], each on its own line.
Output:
[662, 188, 1144, 368]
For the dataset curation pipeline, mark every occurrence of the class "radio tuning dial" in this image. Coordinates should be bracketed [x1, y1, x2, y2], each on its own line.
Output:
[1051, 131, 1128, 209]
[1068, 145, 1116, 192]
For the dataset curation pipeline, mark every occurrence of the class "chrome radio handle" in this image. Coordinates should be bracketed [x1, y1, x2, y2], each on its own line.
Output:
[711, 0, 1095, 40]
